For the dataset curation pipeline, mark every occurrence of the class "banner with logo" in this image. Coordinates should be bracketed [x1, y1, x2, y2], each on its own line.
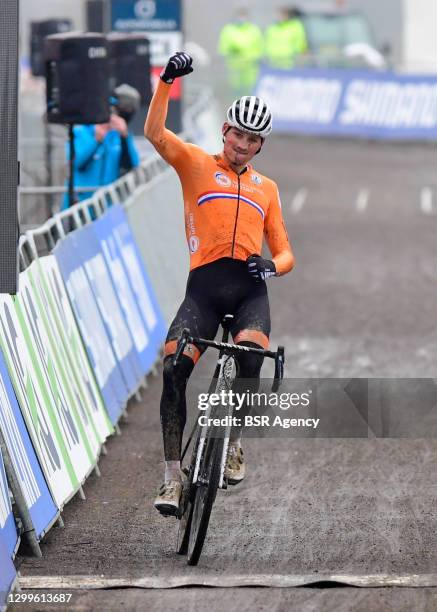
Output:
[111, 0, 182, 63]
[0, 447, 18, 558]
[0, 293, 78, 507]
[75, 223, 143, 393]
[0, 349, 58, 539]
[111, 0, 183, 131]
[16, 271, 95, 482]
[93, 205, 166, 374]
[0, 531, 16, 612]
[28, 258, 112, 449]
[256, 67, 437, 140]
[54, 231, 132, 423]
[34, 256, 113, 444]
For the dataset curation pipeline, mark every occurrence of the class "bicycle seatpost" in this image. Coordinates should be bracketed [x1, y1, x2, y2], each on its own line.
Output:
[221, 314, 234, 344]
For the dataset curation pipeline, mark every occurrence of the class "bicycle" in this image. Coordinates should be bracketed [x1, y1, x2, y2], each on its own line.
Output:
[173, 314, 285, 566]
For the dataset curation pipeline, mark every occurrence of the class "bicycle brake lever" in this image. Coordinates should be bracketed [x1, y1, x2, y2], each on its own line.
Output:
[272, 346, 285, 392]
[173, 328, 191, 366]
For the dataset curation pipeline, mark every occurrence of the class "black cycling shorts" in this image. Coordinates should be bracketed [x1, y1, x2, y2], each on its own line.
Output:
[166, 257, 271, 353]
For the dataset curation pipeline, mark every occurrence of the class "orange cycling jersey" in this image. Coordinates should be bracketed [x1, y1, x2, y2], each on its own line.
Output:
[144, 80, 294, 275]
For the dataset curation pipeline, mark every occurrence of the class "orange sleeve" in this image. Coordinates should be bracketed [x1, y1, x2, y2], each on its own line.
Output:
[264, 183, 295, 275]
[143, 79, 190, 169]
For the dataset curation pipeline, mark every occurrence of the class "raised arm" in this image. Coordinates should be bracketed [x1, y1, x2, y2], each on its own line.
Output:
[144, 52, 194, 168]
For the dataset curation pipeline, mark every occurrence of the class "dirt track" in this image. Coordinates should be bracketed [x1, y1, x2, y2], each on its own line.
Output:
[12, 135, 437, 611]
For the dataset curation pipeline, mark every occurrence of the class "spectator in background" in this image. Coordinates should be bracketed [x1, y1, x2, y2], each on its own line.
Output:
[265, 7, 308, 69]
[61, 84, 140, 210]
[218, 7, 264, 97]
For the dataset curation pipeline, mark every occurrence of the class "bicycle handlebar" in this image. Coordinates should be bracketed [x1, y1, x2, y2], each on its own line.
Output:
[172, 328, 285, 390]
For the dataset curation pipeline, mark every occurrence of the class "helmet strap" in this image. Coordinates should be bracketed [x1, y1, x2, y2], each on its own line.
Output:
[222, 125, 232, 143]
[255, 138, 264, 155]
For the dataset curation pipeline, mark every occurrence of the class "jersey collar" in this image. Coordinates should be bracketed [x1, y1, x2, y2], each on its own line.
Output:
[214, 154, 251, 176]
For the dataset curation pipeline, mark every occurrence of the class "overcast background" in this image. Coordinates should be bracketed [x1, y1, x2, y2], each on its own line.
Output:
[17, 0, 437, 73]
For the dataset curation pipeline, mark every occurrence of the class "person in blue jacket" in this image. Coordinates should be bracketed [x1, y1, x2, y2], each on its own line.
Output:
[62, 84, 140, 210]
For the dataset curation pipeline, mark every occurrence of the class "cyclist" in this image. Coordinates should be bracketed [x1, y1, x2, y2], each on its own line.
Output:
[145, 52, 295, 516]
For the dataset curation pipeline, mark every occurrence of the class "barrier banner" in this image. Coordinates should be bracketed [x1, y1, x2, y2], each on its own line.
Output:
[0, 349, 57, 539]
[78, 223, 143, 394]
[0, 293, 78, 507]
[0, 531, 16, 612]
[124, 169, 188, 326]
[66, 221, 143, 394]
[93, 205, 166, 374]
[256, 67, 437, 140]
[27, 259, 108, 454]
[16, 271, 95, 481]
[0, 447, 18, 558]
[54, 232, 130, 423]
[34, 256, 113, 444]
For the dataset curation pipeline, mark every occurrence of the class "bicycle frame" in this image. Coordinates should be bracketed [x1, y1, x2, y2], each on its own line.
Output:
[177, 317, 284, 471]
[174, 316, 285, 565]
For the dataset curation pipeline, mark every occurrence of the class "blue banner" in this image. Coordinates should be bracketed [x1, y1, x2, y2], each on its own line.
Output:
[95, 205, 166, 372]
[76, 223, 143, 395]
[111, 0, 182, 32]
[54, 233, 127, 423]
[256, 67, 437, 140]
[0, 447, 17, 558]
[0, 350, 57, 540]
[0, 531, 16, 611]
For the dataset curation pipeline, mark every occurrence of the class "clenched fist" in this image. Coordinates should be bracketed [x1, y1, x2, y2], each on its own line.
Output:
[160, 52, 193, 84]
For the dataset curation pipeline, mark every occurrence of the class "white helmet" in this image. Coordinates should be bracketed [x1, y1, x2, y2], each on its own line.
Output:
[226, 96, 273, 138]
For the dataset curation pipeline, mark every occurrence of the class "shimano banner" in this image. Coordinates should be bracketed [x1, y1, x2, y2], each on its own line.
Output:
[256, 67, 437, 140]
[0, 349, 58, 539]
[0, 447, 18, 558]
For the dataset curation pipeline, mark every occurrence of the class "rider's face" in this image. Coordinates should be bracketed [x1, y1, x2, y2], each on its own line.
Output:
[222, 124, 263, 168]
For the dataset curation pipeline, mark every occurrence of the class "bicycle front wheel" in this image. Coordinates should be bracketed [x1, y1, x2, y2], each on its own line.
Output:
[187, 434, 224, 566]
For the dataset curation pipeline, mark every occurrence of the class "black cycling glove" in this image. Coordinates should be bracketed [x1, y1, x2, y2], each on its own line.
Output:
[160, 52, 193, 84]
[247, 255, 277, 282]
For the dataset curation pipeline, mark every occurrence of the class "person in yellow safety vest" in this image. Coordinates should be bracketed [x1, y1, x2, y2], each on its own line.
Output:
[265, 6, 308, 69]
[218, 7, 264, 97]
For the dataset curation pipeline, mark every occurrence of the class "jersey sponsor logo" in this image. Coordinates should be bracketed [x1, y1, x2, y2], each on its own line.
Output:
[251, 173, 262, 185]
[189, 236, 200, 253]
[197, 192, 265, 220]
[214, 172, 232, 188]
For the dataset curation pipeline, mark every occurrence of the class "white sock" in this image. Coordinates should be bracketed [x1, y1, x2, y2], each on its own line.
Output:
[165, 460, 181, 482]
